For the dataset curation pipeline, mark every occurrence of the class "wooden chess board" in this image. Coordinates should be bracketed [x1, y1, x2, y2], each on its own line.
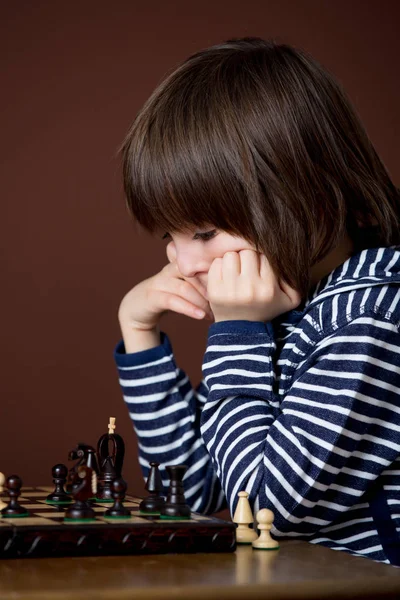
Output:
[0, 487, 236, 558]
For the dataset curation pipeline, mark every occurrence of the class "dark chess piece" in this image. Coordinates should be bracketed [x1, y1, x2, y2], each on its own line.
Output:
[139, 462, 166, 514]
[64, 466, 96, 521]
[96, 456, 116, 502]
[66, 443, 99, 493]
[1, 474, 29, 518]
[46, 464, 72, 504]
[96, 417, 125, 501]
[104, 478, 131, 518]
[160, 465, 191, 519]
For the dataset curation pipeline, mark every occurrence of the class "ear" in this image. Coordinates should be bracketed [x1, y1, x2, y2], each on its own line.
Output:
[166, 241, 177, 263]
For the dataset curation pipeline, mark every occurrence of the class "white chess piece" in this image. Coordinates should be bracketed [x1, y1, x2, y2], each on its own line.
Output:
[233, 491, 257, 544]
[252, 508, 280, 550]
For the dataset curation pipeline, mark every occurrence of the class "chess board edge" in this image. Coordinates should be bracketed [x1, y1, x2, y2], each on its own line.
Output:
[0, 489, 236, 559]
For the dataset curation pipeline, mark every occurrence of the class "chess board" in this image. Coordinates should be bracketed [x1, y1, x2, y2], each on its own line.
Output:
[0, 487, 236, 559]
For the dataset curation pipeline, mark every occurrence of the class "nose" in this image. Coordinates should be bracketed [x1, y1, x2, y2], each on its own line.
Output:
[167, 241, 204, 278]
[176, 253, 203, 278]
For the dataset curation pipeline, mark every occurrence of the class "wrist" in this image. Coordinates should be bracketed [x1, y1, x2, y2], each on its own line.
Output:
[120, 323, 161, 354]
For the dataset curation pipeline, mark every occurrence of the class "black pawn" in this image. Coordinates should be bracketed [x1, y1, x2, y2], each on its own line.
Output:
[104, 478, 131, 518]
[1, 475, 29, 517]
[160, 465, 191, 519]
[47, 464, 72, 504]
[139, 462, 166, 513]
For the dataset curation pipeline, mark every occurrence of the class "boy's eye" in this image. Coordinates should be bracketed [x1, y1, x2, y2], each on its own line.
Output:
[161, 230, 217, 241]
[193, 230, 217, 241]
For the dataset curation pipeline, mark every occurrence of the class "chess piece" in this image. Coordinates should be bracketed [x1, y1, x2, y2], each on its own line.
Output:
[104, 478, 131, 518]
[96, 456, 116, 502]
[252, 508, 280, 550]
[66, 443, 99, 492]
[1, 475, 29, 518]
[64, 466, 97, 520]
[139, 462, 166, 513]
[232, 491, 257, 544]
[0, 472, 6, 510]
[97, 417, 125, 501]
[46, 464, 72, 504]
[160, 465, 191, 519]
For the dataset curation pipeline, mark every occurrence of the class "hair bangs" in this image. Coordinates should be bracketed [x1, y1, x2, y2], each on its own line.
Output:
[122, 67, 259, 241]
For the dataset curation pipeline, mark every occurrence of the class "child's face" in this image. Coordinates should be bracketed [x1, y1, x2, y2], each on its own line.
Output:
[164, 226, 255, 298]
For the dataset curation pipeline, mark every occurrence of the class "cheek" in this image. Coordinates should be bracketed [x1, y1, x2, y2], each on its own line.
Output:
[220, 232, 256, 253]
[166, 241, 177, 263]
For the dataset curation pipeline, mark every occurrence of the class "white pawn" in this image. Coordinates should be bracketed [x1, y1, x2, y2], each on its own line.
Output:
[0, 473, 6, 510]
[252, 508, 280, 550]
[233, 491, 257, 544]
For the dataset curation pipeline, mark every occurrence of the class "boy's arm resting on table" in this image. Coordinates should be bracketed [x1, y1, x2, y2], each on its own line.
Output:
[114, 332, 226, 514]
[201, 313, 400, 536]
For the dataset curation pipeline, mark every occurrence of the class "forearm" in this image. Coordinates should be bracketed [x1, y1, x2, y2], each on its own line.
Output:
[114, 333, 225, 513]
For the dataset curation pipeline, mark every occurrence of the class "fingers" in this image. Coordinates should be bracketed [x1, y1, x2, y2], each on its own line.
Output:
[221, 252, 241, 279]
[173, 278, 210, 311]
[164, 261, 210, 305]
[211, 250, 260, 281]
[207, 249, 301, 320]
[237, 250, 261, 277]
[259, 253, 274, 280]
[183, 276, 208, 300]
[157, 271, 213, 320]
[158, 290, 209, 320]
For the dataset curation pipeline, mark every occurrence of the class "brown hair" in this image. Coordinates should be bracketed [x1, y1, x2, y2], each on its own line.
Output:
[121, 37, 400, 298]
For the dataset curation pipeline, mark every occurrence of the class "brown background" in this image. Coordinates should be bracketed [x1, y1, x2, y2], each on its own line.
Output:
[1, 1, 399, 499]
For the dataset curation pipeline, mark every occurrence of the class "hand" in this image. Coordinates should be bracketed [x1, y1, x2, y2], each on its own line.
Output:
[207, 250, 301, 323]
[118, 243, 213, 333]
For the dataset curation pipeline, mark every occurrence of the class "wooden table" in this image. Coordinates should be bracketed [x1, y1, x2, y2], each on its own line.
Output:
[0, 540, 399, 600]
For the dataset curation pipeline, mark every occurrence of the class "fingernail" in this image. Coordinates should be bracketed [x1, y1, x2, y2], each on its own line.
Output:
[195, 309, 205, 318]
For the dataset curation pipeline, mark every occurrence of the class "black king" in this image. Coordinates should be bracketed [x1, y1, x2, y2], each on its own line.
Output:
[96, 417, 125, 501]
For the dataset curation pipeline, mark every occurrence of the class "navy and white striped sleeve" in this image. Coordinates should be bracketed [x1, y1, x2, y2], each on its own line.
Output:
[200, 314, 400, 535]
[114, 332, 226, 513]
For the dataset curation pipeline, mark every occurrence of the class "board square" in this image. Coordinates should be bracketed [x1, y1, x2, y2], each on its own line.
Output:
[98, 516, 145, 524]
[21, 503, 52, 509]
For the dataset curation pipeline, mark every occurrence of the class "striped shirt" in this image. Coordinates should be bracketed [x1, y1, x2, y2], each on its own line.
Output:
[115, 246, 400, 564]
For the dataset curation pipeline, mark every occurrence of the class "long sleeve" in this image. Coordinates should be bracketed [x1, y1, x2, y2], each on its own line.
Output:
[114, 332, 226, 513]
[200, 313, 400, 544]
